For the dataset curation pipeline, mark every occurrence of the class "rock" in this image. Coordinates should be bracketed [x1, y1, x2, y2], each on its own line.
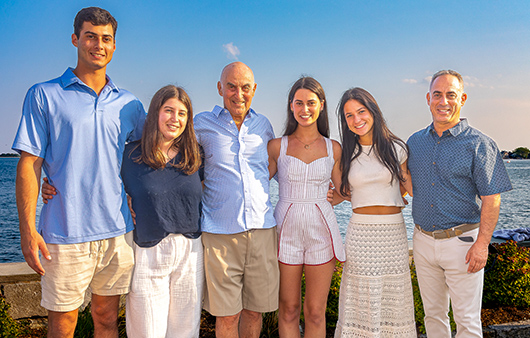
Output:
[3, 281, 47, 319]
[487, 321, 530, 338]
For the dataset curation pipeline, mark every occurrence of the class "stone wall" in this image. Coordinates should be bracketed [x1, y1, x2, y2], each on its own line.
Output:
[0, 262, 46, 319]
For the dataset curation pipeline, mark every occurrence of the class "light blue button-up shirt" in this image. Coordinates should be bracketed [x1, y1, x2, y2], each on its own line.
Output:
[407, 118, 512, 231]
[194, 105, 276, 234]
[12, 68, 146, 244]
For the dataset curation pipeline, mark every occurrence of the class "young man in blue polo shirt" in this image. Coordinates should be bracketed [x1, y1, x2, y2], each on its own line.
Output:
[408, 70, 512, 338]
[13, 7, 145, 337]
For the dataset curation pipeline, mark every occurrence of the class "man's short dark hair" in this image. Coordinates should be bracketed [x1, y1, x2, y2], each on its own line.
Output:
[430, 70, 464, 90]
[74, 7, 117, 38]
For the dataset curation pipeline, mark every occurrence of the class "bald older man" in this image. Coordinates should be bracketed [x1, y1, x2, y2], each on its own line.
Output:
[194, 62, 279, 338]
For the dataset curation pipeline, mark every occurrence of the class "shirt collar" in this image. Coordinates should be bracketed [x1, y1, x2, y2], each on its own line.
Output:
[212, 105, 256, 119]
[60, 68, 119, 93]
[428, 118, 469, 137]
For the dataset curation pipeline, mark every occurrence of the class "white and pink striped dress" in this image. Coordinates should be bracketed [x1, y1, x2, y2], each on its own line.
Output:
[274, 136, 345, 265]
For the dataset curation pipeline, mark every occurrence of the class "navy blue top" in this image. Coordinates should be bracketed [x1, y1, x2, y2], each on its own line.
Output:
[121, 141, 202, 247]
[407, 119, 512, 231]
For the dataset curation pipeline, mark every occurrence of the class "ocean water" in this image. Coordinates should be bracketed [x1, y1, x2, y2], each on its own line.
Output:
[0, 158, 44, 263]
[1, 158, 529, 263]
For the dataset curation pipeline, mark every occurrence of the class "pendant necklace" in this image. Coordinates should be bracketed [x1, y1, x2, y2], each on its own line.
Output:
[294, 135, 321, 150]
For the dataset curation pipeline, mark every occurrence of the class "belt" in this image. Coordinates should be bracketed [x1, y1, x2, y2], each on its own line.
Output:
[415, 223, 480, 239]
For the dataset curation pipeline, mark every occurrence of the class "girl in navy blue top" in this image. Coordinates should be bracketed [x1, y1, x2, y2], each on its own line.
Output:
[121, 85, 203, 338]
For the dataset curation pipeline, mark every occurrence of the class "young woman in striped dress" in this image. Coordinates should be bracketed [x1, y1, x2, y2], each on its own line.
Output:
[268, 77, 345, 337]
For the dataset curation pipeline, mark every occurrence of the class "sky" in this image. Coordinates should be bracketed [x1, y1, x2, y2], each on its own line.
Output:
[1, 0, 529, 154]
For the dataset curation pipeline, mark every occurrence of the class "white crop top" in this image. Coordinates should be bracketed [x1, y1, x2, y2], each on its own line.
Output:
[348, 143, 407, 209]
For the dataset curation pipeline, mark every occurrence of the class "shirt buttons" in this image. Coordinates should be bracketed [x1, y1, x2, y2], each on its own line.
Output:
[430, 204, 434, 207]
[432, 183, 435, 186]
[433, 162, 436, 165]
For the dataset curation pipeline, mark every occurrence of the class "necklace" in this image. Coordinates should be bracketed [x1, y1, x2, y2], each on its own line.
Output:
[159, 145, 178, 163]
[294, 135, 321, 150]
[361, 144, 373, 155]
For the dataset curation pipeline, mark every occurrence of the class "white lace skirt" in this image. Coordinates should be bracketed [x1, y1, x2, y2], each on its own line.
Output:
[335, 213, 416, 338]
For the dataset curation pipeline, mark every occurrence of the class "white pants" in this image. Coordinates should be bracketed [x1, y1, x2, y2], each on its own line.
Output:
[413, 227, 483, 338]
[126, 234, 204, 338]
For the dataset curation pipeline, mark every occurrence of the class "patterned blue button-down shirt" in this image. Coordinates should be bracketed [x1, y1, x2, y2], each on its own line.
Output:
[407, 118, 512, 231]
[194, 105, 276, 234]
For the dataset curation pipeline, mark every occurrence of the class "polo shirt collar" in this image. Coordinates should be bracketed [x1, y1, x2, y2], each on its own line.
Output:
[428, 118, 469, 137]
[60, 68, 119, 92]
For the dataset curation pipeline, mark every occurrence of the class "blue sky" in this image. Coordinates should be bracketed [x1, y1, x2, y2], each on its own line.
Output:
[1, 0, 529, 153]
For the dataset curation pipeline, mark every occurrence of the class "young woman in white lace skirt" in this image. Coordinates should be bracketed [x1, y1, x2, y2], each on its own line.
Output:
[331, 87, 416, 337]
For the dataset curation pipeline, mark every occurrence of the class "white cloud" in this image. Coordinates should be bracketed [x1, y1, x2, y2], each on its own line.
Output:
[402, 78, 418, 84]
[223, 42, 240, 60]
[422, 74, 493, 90]
[463, 75, 483, 88]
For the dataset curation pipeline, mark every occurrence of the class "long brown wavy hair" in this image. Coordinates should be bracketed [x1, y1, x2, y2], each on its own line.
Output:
[136, 85, 201, 174]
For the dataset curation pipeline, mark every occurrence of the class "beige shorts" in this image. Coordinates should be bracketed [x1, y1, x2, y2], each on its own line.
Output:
[202, 228, 279, 316]
[41, 232, 134, 312]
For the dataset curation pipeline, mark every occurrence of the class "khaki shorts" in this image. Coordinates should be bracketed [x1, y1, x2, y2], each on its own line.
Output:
[202, 228, 279, 316]
[41, 232, 134, 312]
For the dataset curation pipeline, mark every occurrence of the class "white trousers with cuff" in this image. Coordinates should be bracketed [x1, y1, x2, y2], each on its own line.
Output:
[413, 227, 483, 338]
[126, 234, 204, 338]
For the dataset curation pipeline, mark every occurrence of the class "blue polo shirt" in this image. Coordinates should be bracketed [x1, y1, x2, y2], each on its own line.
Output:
[194, 105, 276, 234]
[407, 119, 512, 231]
[12, 68, 146, 244]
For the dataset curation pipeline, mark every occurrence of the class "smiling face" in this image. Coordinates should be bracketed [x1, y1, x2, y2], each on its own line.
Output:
[290, 88, 323, 128]
[71, 21, 116, 72]
[158, 97, 188, 145]
[427, 74, 467, 134]
[343, 99, 374, 144]
[217, 62, 257, 122]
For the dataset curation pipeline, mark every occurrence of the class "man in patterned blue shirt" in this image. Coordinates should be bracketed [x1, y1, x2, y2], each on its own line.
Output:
[407, 69, 512, 338]
[194, 62, 279, 338]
